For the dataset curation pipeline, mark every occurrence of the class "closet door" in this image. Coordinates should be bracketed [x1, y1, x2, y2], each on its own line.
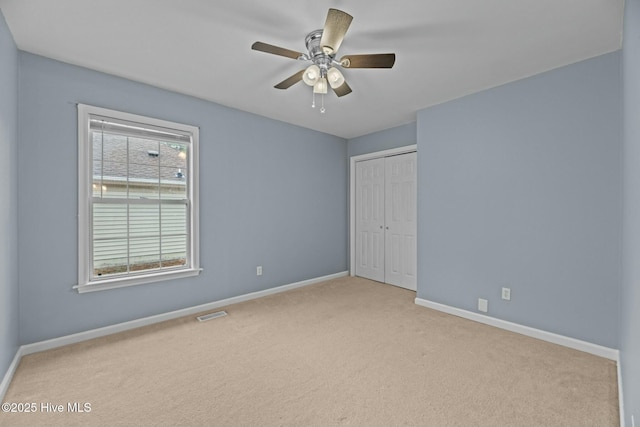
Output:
[384, 152, 417, 290]
[355, 158, 385, 282]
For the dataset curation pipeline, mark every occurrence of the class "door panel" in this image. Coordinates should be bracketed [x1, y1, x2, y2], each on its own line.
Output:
[384, 153, 417, 290]
[355, 158, 385, 282]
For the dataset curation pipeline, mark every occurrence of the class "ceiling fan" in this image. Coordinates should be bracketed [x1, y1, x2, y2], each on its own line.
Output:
[251, 8, 396, 113]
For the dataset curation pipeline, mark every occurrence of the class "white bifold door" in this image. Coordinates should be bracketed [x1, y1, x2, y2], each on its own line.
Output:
[355, 152, 417, 291]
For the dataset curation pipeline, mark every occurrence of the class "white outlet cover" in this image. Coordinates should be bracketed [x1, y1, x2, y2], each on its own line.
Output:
[502, 287, 511, 301]
[478, 298, 488, 313]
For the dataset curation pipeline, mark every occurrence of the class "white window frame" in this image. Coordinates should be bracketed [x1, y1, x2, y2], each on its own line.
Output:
[76, 104, 201, 293]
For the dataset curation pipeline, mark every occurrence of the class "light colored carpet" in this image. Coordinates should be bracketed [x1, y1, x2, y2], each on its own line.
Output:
[0, 276, 618, 426]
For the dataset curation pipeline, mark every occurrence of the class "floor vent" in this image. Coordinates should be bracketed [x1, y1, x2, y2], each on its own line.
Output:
[197, 311, 228, 322]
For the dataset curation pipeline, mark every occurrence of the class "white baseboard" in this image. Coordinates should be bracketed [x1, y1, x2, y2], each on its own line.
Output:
[0, 346, 23, 402]
[21, 271, 348, 356]
[414, 297, 619, 361]
[618, 358, 625, 427]
[1, 271, 348, 398]
[415, 297, 626, 426]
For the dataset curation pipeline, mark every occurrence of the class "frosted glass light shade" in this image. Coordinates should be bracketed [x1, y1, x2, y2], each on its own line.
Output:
[303, 65, 321, 86]
[313, 77, 328, 94]
[327, 67, 345, 88]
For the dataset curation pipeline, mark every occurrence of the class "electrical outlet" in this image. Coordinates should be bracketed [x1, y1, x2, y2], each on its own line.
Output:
[478, 298, 488, 313]
[256, 266, 262, 276]
[502, 287, 511, 301]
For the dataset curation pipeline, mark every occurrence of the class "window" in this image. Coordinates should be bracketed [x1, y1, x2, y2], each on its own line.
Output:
[77, 104, 200, 293]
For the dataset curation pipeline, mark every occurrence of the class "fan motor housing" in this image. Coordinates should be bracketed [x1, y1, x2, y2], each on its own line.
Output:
[305, 29, 334, 74]
[305, 30, 323, 56]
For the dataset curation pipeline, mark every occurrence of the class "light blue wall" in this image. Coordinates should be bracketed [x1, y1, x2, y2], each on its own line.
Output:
[17, 52, 347, 344]
[347, 122, 416, 158]
[0, 10, 19, 382]
[621, 0, 640, 423]
[417, 52, 622, 348]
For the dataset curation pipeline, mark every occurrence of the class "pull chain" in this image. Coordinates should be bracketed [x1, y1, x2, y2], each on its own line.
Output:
[310, 90, 326, 113]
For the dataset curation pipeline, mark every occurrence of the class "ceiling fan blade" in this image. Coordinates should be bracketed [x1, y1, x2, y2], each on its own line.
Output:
[251, 41, 304, 60]
[332, 81, 352, 97]
[340, 53, 396, 68]
[274, 70, 305, 89]
[320, 8, 353, 55]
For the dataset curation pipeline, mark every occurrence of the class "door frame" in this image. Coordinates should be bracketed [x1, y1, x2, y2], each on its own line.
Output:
[350, 145, 417, 277]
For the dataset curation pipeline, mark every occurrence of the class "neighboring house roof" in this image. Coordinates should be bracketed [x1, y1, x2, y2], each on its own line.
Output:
[93, 133, 187, 185]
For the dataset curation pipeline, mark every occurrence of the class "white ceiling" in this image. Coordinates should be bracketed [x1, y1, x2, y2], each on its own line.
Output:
[0, 0, 624, 139]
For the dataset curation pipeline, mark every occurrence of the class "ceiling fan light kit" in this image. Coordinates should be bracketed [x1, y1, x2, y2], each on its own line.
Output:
[302, 64, 321, 86]
[313, 77, 328, 94]
[327, 67, 345, 88]
[251, 8, 396, 114]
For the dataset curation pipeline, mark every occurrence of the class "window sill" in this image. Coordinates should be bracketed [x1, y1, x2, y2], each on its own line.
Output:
[74, 268, 202, 294]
